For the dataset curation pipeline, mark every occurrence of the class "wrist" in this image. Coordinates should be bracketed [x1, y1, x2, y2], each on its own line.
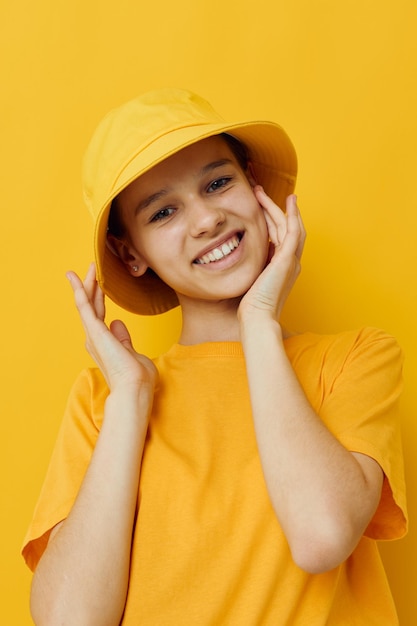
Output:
[240, 311, 284, 344]
[105, 382, 154, 423]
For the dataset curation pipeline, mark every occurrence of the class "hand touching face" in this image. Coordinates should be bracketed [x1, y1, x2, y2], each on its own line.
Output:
[238, 188, 306, 323]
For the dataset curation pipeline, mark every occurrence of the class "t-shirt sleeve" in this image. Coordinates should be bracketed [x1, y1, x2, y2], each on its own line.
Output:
[21, 368, 108, 571]
[317, 328, 407, 541]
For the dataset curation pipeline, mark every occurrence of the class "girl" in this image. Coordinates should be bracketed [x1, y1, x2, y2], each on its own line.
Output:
[24, 88, 407, 625]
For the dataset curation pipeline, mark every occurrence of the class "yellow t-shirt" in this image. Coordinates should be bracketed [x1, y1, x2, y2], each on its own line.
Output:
[23, 328, 407, 625]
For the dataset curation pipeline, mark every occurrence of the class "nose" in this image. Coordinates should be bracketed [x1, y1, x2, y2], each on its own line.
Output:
[188, 199, 226, 237]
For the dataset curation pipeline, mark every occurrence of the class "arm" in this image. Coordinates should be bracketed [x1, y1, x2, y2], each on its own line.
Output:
[239, 189, 383, 574]
[30, 264, 157, 626]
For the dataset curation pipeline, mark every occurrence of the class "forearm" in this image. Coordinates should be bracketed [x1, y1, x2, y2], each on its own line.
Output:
[240, 315, 382, 573]
[30, 384, 152, 626]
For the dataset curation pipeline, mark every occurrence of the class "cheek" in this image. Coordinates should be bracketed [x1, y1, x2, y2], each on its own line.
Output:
[126, 231, 154, 268]
[131, 230, 179, 273]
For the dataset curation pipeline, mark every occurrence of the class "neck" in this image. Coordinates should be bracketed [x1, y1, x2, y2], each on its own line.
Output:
[178, 296, 241, 345]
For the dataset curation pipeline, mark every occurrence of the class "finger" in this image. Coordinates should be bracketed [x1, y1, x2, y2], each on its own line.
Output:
[263, 193, 302, 259]
[296, 217, 306, 260]
[89, 270, 105, 321]
[93, 284, 106, 322]
[274, 195, 303, 260]
[109, 319, 134, 352]
[66, 270, 106, 338]
[77, 263, 105, 321]
[287, 195, 306, 260]
[254, 186, 287, 246]
[254, 185, 285, 221]
[82, 262, 97, 300]
[263, 210, 280, 247]
[82, 263, 104, 318]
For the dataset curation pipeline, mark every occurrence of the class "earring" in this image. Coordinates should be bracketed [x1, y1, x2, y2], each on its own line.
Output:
[132, 265, 139, 272]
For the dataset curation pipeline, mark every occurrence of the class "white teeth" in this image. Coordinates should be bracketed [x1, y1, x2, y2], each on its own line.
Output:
[196, 236, 240, 264]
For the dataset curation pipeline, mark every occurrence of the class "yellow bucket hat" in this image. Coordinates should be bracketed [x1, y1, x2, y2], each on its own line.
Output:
[82, 88, 297, 315]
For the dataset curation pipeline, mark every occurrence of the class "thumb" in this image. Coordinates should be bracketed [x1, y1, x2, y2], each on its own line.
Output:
[109, 319, 134, 351]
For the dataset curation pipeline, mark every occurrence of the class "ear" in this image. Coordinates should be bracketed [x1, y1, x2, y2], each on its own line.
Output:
[106, 233, 148, 277]
[246, 161, 258, 187]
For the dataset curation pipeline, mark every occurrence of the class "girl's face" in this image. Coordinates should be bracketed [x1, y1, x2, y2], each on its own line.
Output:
[113, 136, 270, 310]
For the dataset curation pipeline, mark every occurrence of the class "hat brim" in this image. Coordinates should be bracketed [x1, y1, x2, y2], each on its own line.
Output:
[95, 119, 297, 315]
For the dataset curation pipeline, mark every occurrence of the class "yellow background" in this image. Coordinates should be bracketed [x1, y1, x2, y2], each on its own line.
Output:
[1, 0, 416, 623]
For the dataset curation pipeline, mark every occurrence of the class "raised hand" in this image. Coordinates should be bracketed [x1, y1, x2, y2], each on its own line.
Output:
[30, 263, 156, 625]
[66, 263, 157, 391]
[238, 187, 306, 324]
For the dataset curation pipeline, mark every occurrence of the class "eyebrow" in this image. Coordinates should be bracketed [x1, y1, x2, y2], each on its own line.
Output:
[200, 158, 234, 176]
[135, 189, 169, 214]
[135, 158, 235, 215]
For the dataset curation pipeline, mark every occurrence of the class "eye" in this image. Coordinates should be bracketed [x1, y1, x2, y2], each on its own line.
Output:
[150, 207, 176, 222]
[207, 177, 232, 193]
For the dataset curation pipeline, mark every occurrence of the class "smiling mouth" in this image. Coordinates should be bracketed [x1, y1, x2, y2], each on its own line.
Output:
[194, 234, 243, 265]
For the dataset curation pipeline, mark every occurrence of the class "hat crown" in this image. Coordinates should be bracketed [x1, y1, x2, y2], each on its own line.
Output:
[83, 89, 224, 218]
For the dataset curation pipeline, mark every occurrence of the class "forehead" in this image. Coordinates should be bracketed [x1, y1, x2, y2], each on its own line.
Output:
[117, 135, 238, 206]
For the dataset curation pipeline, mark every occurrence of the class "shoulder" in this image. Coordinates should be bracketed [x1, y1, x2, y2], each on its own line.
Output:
[285, 327, 403, 373]
[284, 328, 403, 410]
